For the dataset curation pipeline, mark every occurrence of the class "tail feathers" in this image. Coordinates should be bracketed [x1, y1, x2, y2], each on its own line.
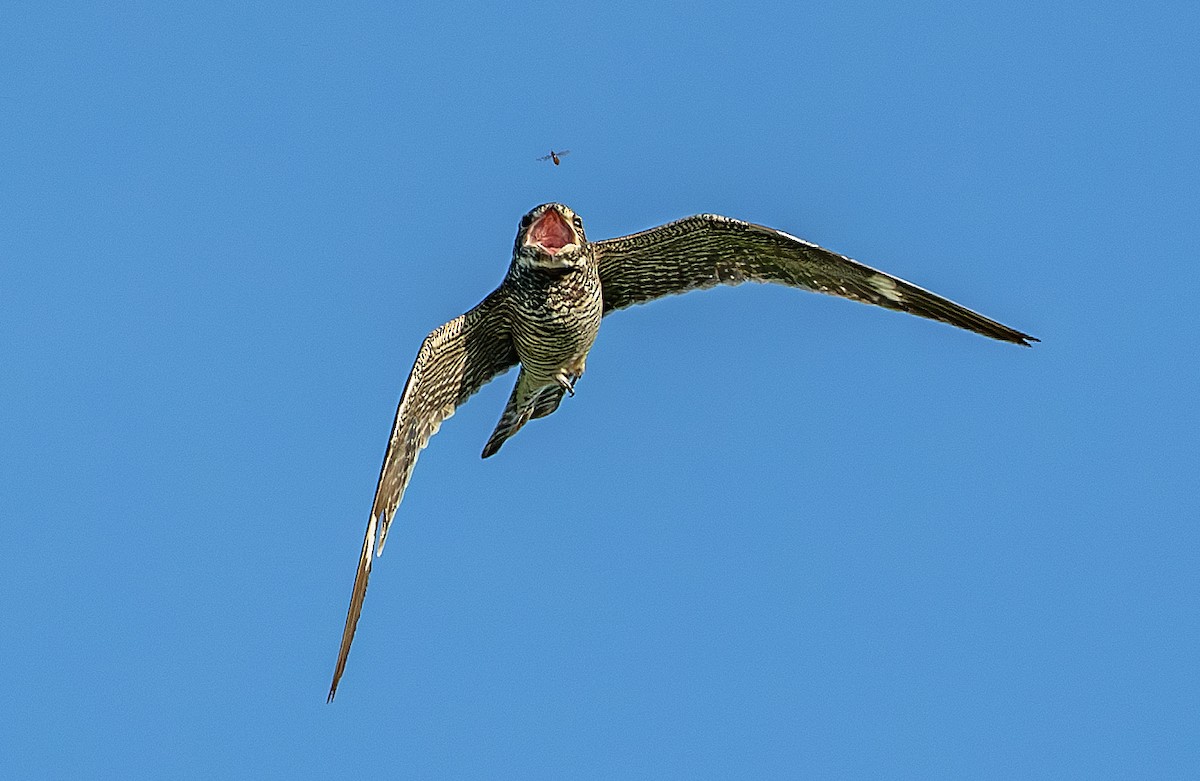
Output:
[481, 376, 566, 458]
[482, 400, 534, 458]
[529, 386, 566, 420]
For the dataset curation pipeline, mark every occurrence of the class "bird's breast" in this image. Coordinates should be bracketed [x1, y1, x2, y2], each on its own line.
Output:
[508, 266, 603, 379]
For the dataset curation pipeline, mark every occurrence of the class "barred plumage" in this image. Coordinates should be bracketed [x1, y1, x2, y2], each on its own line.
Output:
[328, 202, 1037, 701]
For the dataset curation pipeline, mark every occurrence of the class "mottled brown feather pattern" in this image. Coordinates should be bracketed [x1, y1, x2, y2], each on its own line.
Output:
[596, 215, 1036, 346]
[328, 289, 516, 701]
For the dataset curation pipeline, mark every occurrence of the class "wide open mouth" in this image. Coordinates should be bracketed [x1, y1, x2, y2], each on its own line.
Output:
[526, 208, 576, 255]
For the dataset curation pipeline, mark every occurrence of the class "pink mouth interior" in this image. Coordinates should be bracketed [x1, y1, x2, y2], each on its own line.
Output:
[529, 210, 574, 254]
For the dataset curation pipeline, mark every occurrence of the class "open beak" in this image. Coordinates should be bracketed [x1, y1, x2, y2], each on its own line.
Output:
[524, 208, 578, 255]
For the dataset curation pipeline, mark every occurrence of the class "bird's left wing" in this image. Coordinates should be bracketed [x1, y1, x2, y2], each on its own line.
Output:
[328, 289, 517, 701]
[595, 214, 1036, 346]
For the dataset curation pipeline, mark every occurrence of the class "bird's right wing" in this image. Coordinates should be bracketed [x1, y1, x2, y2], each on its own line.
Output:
[595, 214, 1036, 346]
[328, 289, 517, 701]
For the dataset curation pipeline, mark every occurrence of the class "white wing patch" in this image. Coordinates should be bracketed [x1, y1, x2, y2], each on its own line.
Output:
[868, 273, 905, 303]
[365, 512, 378, 559]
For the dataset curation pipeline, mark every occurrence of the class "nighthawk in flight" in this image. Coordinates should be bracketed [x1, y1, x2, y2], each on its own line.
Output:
[327, 203, 1037, 700]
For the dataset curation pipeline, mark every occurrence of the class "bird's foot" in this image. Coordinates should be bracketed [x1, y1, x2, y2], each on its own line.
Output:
[555, 373, 577, 397]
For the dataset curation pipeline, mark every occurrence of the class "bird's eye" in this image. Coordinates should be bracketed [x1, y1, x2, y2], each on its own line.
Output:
[572, 216, 583, 230]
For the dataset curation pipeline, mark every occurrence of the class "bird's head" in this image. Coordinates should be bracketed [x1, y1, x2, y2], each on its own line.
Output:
[514, 203, 590, 270]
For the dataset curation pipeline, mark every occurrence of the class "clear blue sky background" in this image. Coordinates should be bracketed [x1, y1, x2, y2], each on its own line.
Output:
[2, 2, 1197, 778]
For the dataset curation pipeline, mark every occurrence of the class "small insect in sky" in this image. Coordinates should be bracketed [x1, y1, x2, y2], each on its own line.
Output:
[536, 149, 570, 166]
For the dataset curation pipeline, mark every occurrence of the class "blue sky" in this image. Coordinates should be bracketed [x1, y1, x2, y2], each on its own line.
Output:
[2, 2, 1198, 778]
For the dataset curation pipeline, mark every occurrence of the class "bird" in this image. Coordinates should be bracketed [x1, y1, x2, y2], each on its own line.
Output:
[327, 202, 1037, 700]
[536, 149, 570, 165]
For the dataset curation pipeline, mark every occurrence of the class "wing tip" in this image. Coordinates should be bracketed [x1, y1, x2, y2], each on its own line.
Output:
[1011, 331, 1039, 347]
[327, 511, 383, 702]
